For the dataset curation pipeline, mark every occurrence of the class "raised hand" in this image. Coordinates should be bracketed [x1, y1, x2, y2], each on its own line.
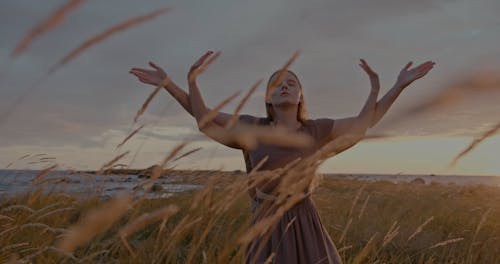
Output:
[129, 62, 168, 86]
[397, 61, 435, 87]
[359, 59, 380, 94]
[188, 50, 221, 83]
[359, 59, 378, 80]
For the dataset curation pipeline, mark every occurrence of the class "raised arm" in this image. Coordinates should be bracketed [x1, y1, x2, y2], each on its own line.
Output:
[187, 51, 247, 149]
[329, 59, 380, 142]
[129, 52, 235, 126]
[369, 60, 435, 127]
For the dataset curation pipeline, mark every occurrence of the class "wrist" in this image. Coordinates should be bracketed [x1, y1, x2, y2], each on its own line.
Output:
[395, 80, 409, 89]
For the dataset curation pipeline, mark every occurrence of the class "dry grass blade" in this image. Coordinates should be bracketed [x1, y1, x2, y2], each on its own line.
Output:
[56, 194, 132, 253]
[225, 79, 263, 129]
[10, 0, 85, 58]
[449, 122, 500, 167]
[408, 216, 434, 241]
[49, 8, 170, 74]
[339, 217, 352, 244]
[119, 205, 178, 238]
[0, 215, 14, 222]
[116, 125, 145, 149]
[338, 245, 353, 253]
[119, 205, 178, 255]
[160, 142, 188, 166]
[198, 51, 221, 75]
[18, 154, 31, 160]
[358, 194, 370, 219]
[97, 151, 129, 174]
[1, 205, 35, 214]
[352, 233, 378, 264]
[134, 77, 170, 122]
[199, 91, 242, 128]
[349, 185, 365, 218]
[36, 207, 75, 220]
[473, 208, 491, 238]
[382, 221, 400, 248]
[269, 50, 301, 90]
[172, 147, 202, 162]
[137, 143, 187, 190]
[429, 237, 464, 249]
[32, 164, 58, 184]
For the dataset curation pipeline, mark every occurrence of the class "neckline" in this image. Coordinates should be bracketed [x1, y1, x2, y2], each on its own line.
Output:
[269, 121, 304, 131]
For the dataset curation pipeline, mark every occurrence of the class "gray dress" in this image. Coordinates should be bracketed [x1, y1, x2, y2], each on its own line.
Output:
[239, 115, 343, 264]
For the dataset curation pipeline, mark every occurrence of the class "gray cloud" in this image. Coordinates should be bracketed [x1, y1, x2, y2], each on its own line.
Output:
[1, 0, 500, 170]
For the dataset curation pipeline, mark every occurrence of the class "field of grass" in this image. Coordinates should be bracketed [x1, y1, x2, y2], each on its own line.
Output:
[1, 171, 499, 263]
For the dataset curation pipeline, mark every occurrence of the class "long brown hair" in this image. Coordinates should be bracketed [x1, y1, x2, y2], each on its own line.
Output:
[265, 70, 308, 124]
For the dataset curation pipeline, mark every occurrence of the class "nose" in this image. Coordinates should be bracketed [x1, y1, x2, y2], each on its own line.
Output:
[280, 83, 288, 91]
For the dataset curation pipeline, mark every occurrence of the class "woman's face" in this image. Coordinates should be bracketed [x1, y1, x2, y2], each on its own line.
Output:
[267, 71, 302, 107]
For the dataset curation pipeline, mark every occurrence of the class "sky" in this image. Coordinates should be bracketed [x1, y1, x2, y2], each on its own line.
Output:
[1, 0, 500, 176]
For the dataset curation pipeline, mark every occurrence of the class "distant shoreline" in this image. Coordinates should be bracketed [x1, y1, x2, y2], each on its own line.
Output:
[1, 168, 498, 178]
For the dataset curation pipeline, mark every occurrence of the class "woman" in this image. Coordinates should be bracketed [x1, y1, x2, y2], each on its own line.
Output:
[130, 51, 435, 263]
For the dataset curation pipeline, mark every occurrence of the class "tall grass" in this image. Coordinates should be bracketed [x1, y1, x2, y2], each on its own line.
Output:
[1, 173, 499, 263]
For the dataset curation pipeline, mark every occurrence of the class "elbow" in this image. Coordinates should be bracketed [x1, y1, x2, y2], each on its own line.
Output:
[353, 116, 371, 135]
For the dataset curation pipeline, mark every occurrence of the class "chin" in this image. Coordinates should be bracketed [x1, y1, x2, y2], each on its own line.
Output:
[274, 100, 299, 107]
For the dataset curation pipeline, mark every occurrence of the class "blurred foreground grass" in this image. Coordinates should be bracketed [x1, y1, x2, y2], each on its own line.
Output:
[1, 172, 499, 263]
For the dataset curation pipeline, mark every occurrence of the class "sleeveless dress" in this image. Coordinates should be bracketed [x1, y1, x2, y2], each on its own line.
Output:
[239, 115, 343, 264]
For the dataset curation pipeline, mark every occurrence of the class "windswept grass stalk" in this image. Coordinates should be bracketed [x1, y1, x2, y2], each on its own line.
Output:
[49, 7, 171, 74]
[225, 79, 263, 129]
[352, 233, 378, 264]
[56, 194, 132, 253]
[429, 238, 464, 249]
[10, 0, 86, 59]
[134, 77, 170, 123]
[358, 194, 370, 220]
[199, 91, 242, 128]
[268, 50, 301, 90]
[32, 164, 58, 184]
[408, 216, 434, 242]
[116, 125, 145, 149]
[172, 147, 202, 162]
[119, 205, 179, 255]
[348, 185, 365, 219]
[382, 221, 399, 248]
[450, 122, 500, 167]
[188, 51, 222, 84]
[339, 217, 352, 244]
[136, 143, 187, 191]
[97, 151, 130, 174]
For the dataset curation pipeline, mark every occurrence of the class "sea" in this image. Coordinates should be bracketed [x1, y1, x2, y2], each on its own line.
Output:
[1, 169, 499, 199]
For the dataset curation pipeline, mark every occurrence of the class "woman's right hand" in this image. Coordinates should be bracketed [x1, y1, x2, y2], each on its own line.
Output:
[129, 62, 167, 86]
[188, 50, 220, 84]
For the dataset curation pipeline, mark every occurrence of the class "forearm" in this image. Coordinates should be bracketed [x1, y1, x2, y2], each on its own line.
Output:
[370, 81, 408, 127]
[162, 80, 193, 116]
[188, 79, 210, 124]
[353, 78, 380, 133]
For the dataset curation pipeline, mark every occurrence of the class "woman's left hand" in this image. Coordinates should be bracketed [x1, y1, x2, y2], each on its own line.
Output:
[359, 59, 380, 94]
[397, 60, 435, 87]
[188, 50, 221, 84]
[359, 59, 379, 80]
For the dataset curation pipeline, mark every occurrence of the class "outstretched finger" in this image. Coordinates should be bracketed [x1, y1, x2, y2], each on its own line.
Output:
[149, 61, 161, 70]
[130, 67, 149, 73]
[193, 50, 214, 68]
[360, 59, 372, 71]
[196, 51, 221, 76]
[403, 61, 413, 71]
